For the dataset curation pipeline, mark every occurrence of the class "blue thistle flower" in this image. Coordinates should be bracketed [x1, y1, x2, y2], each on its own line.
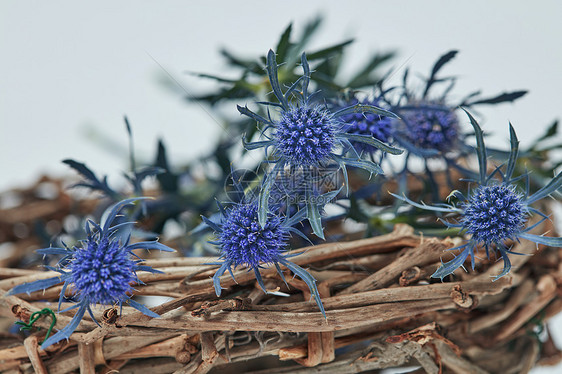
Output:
[390, 50, 526, 160]
[219, 204, 288, 268]
[7, 198, 174, 348]
[392, 109, 562, 280]
[461, 184, 526, 245]
[238, 50, 403, 238]
[275, 105, 336, 165]
[384, 51, 526, 202]
[396, 102, 460, 155]
[202, 200, 326, 318]
[340, 98, 394, 155]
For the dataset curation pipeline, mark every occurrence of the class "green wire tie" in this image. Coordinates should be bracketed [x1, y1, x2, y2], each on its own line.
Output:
[15, 308, 57, 344]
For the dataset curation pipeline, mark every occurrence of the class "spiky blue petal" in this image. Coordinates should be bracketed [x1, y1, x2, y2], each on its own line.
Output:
[278, 258, 325, 319]
[212, 261, 231, 297]
[505, 123, 519, 181]
[493, 245, 513, 281]
[41, 302, 87, 349]
[431, 244, 471, 280]
[526, 171, 562, 204]
[101, 197, 149, 233]
[339, 132, 402, 155]
[7, 275, 67, 296]
[36, 247, 70, 256]
[390, 192, 461, 213]
[126, 240, 174, 252]
[128, 299, 160, 318]
[463, 108, 487, 185]
[519, 233, 562, 247]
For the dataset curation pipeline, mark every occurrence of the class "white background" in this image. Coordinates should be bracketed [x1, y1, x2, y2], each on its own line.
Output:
[1, 1, 561, 372]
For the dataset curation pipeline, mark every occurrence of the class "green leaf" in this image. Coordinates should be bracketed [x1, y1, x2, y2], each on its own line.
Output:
[258, 162, 283, 228]
[186, 71, 238, 84]
[526, 171, 562, 204]
[276, 23, 293, 62]
[306, 71, 345, 91]
[283, 17, 323, 68]
[348, 51, 396, 88]
[314, 56, 343, 85]
[431, 50, 458, 78]
[258, 181, 272, 229]
[531, 120, 559, 149]
[189, 84, 255, 105]
[423, 50, 458, 98]
[348, 194, 369, 222]
[154, 139, 178, 193]
[306, 39, 354, 61]
[219, 48, 262, 74]
[465, 90, 527, 106]
[534, 143, 562, 153]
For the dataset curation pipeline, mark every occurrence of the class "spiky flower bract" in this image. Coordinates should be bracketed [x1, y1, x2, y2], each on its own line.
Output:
[7, 198, 174, 348]
[202, 199, 326, 318]
[392, 109, 562, 280]
[239, 50, 403, 238]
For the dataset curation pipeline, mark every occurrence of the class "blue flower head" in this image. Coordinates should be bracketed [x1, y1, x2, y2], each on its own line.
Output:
[340, 98, 394, 155]
[382, 51, 527, 204]
[8, 198, 174, 348]
[391, 50, 526, 161]
[70, 237, 136, 305]
[239, 50, 403, 238]
[462, 184, 526, 245]
[275, 105, 336, 165]
[393, 109, 562, 280]
[399, 102, 460, 154]
[219, 204, 288, 268]
[202, 199, 326, 318]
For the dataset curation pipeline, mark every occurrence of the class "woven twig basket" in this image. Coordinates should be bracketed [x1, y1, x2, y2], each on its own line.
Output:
[1, 178, 561, 374]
